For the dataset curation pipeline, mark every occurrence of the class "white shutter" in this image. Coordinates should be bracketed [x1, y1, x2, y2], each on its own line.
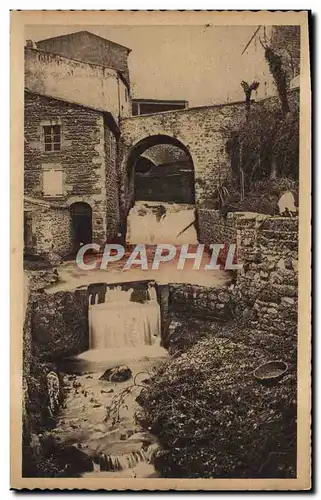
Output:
[43, 167, 63, 197]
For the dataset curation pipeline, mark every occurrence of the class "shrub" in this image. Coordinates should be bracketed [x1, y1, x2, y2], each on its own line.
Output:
[208, 177, 299, 215]
[137, 336, 296, 478]
[226, 102, 299, 189]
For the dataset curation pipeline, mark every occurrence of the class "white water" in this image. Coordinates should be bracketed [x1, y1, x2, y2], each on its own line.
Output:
[88, 284, 161, 350]
[126, 201, 198, 245]
[95, 449, 149, 472]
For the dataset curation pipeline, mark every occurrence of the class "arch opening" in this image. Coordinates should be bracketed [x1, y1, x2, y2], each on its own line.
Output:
[70, 202, 92, 253]
[125, 135, 198, 245]
[127, 135, 195, 205]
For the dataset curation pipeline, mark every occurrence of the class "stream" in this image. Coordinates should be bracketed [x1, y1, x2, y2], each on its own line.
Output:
[51, 282, 167, 478]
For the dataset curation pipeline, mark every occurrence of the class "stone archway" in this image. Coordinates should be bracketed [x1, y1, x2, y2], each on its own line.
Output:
[124, 135, 199, 244]
[126, 134, 196, 206]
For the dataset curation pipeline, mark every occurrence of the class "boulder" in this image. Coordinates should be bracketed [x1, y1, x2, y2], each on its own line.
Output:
[281, 297, 295, 306]
[53, 444, 94, 475]
[276, 258, 286, 270]
[292, 259, 298, 273]
[218, 291, 230, 303]
[99, 365, 132, 383]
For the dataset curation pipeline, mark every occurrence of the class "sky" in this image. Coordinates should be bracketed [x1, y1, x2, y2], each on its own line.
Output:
[25, 25, 274, 107]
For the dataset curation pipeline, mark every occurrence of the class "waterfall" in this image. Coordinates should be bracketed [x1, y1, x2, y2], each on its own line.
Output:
[126, 201, 198, 244]
[95, 449, 150, 472]
[88, 284, 161, 350]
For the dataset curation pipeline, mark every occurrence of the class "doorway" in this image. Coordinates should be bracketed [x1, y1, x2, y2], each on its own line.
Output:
[70, 202, 92, 253]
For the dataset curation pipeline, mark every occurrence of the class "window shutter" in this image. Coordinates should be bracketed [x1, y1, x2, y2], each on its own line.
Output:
[43, 168, 63, 197]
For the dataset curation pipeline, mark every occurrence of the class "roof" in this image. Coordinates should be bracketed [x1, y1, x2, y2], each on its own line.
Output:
[132, 98, 188, 105]
[36, 30, 132, 53]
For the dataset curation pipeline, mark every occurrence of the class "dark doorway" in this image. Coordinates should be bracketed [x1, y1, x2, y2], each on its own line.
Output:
[70, 202, 92, 253]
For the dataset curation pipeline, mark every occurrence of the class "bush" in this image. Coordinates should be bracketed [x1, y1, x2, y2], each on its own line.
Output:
[226, 102, 299, 193]
[209, 177, 299, 215]
[137, 336, 296, 478]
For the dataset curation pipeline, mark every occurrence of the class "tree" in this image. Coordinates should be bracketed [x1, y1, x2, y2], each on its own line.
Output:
[240, 80, 260, 119]
[259, 37, 290, 116]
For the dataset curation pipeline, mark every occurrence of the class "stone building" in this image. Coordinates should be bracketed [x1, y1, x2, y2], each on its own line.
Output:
[24, 31, 131, 257]
[24, 89, 121, 256]
[24, 28, 300, 259]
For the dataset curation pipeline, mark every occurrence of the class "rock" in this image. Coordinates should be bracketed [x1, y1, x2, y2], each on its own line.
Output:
[29, 433, 42, 459]
[285, 258, 293, 270]
[292, 259, 298, 272]
[277, 191, 297, 215]
[267, 307, 278, 315]
[128, 432, 153, 444]
[276, 258, 286, 270]
[47, 371, 60, 417]
[146, 443, 160, 462]
[218, 292, 230, 303]
[56, 445, 94, 474]
[281, 297, 295, 306]
[99, 365, 132, 383]
[94, 423, 108, 432]
[269, 271, 283, 285]
[242, 307, 253, 319]
[47, 251, 62, 266]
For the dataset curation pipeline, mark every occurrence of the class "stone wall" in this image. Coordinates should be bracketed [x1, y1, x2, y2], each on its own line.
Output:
[25, 47, 122, 121]
[104, 125, 121, 240]
[232, 217, 298, 346]
[164, 211, 298, 360]
[35, 30, 131, 89]
[198, 209, 237, 244]
[31, 290, 89, 360]
[24, 91, 120, 247]
[119, 101, 247, 212]
[168, 283, 233, 321]
[27, 205, 72, 257]
[119, 89, 299, 216]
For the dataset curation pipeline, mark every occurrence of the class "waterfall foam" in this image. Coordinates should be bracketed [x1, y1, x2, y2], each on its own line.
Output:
[126, 201, 198, 245]
[88, 283, 161, 350]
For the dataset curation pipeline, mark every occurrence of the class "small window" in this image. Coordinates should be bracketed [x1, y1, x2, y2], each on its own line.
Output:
[125, 88, 128, 102]
[43, 125, 61, 152]
[43, 166, 63, 197]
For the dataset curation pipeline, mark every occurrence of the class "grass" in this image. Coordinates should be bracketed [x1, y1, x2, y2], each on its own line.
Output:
[137, 321, 296, 478]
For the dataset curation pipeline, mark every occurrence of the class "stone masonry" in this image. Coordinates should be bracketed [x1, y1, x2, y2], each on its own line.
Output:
[24, 90, 120, 251]
[119, 101, 247, 213]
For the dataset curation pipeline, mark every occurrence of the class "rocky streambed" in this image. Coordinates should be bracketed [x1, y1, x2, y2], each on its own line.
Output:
[49, 349, 167, 478]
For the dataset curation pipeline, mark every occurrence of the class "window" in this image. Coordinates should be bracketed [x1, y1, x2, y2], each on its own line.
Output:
[42, 165, 63, 197]
[43, 125, 61, 152]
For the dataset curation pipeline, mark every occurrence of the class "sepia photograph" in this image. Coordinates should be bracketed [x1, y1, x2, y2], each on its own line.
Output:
[10, 10, 311, 490]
